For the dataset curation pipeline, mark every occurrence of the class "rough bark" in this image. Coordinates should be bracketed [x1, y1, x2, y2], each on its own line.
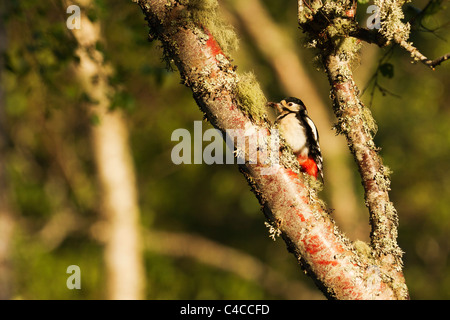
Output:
[226, 0, 366, 240]
[135, 0, 409, 299]
[298, 0, 408, 298]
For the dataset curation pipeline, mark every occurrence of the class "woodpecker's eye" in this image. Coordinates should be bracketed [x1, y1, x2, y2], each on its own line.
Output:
[288, 102, 293, 107]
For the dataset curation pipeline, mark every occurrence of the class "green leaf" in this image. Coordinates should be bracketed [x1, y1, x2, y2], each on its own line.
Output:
[423, 0, 444, 16]
[379, 63, 394, 78]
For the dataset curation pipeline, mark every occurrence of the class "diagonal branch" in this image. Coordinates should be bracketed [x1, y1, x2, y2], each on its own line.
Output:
[348, 0, 450, 71]
[135, 0, 408, 299]
[351, 27, 450, 70]
[224, 0, 365, 239]
[421, 52, 450, 69]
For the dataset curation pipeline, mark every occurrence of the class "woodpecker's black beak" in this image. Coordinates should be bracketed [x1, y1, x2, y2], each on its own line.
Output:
[267, 101, 283, 113]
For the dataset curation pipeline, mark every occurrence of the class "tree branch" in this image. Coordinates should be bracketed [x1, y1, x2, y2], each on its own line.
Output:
[324, 52, 402, 265]
[422, 53, 450, 69]
[349, 28, 389, 46]
[348, 0, 450, 71]
[135, 0, 408, 299]
[298, 0, 408, 299]
[224, 0, 365, 240]
[351, 27, 450, 70]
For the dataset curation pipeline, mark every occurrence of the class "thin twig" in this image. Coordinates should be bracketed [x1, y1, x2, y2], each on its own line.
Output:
[424, 53, 450, 69]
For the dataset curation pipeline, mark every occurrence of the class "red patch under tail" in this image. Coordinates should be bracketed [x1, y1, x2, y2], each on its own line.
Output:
[297, 155, 318, 179]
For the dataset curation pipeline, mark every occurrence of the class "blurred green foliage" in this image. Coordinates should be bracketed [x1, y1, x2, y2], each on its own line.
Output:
[0, 0, 449, 299]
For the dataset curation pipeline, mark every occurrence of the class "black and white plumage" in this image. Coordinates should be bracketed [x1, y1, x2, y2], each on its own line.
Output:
[269, 97, 323, 180]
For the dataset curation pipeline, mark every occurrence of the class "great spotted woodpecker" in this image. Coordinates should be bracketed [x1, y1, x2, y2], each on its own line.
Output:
[269, 97, 323, 181]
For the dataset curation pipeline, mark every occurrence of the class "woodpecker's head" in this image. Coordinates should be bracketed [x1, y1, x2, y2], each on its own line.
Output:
[268, 97, 307, 116]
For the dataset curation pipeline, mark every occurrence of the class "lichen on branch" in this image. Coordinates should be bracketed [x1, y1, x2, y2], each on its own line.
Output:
[137, 0, 268, 123]
[375, 0, 411, 44]
[137, 0, 409, 300]
[298, 0, 408, 299]
[177, 0, 238, 56]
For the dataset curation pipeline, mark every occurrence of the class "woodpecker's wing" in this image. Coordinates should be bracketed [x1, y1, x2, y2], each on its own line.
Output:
[298, 113, 324, 181]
